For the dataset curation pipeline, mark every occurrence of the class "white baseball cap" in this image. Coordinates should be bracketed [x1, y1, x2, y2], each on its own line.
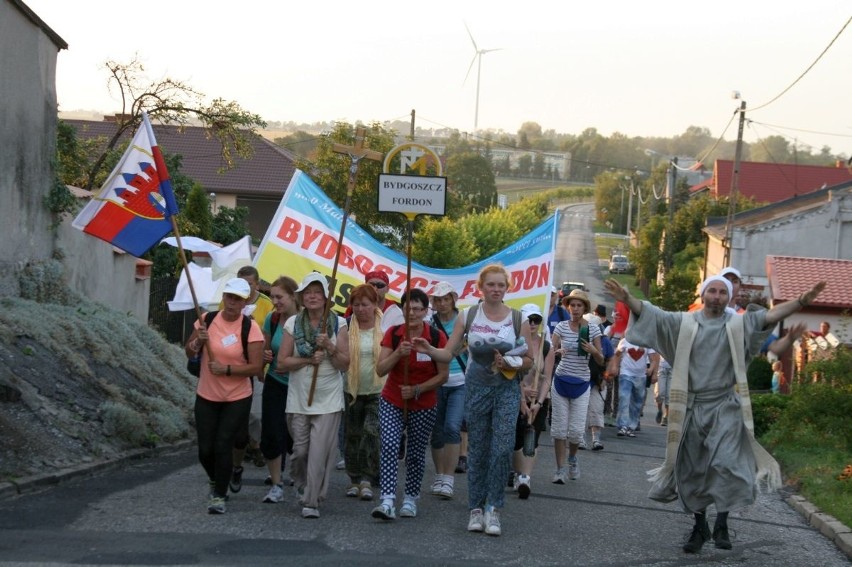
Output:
[222, 277, 251, 299]
[296, 272, 329, 297]
[430, 281, 457, 299]
[521, 303, 543, 320]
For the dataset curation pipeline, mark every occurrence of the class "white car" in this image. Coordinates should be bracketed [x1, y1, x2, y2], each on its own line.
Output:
[609, 255, 631, 273]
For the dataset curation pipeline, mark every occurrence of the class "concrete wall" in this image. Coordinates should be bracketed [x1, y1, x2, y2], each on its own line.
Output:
[706, 190, 852, 286]
[56, 220, 151, 321]
[0, 2, 61, 295]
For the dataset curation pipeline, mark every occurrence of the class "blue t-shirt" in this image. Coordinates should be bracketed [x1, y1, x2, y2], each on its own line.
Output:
[263, 313, 289, 385]
[548, 305, 569, 335]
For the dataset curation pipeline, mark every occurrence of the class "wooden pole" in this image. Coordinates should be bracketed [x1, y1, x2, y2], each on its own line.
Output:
[169, 216, 216, 363]
[307, 127, 383, 406]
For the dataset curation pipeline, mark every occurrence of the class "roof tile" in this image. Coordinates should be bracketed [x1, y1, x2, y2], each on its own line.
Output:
[766, 255, 852, 308]
[692, 160, 851, 203]
[64, 119, 298, 197]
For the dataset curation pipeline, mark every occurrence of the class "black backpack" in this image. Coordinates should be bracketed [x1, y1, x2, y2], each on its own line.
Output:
[187, 311, 251, 377]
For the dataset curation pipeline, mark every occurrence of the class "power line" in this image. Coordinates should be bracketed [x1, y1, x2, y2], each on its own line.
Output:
[750, 15, 852, 113]
[746, 119, 852, 140]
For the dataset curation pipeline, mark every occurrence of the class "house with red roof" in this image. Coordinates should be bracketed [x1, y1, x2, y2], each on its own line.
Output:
[65, 117, 299, 240]
[766, 255, 851, 377]
[700, 180, 852, 306]
[690, 159, 851, 204]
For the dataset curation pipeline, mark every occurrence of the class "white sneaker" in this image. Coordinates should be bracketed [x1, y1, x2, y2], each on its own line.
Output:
[484, 507, 501, 536]
[578, 438, 588, 450]
[552, 467, 567, 484]
[430, 478, 443, 496]
[263, 484, 284, 503]
[467, 508, 485, 532]
[438, 482, 454, 499]
[301, 506, 320, 519]
[568, 457, 580, 480]
[517, 475, 531, 499]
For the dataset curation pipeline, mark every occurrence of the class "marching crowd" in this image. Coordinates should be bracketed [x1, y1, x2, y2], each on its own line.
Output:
[185, 262, 825, 553]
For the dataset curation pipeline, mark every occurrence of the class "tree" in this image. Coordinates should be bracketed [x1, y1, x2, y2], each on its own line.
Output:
[83, 56, 266, 189]
[183, 184, 213, 241]
[297, 122, 401, 245]
[749, 135, 791, 163]
[445, 151, 497, 211]
[411, 217, 479, 268]
[274, 130, 319, 160]
[517, 154, 532, 177]
[532, 152, 545, 178]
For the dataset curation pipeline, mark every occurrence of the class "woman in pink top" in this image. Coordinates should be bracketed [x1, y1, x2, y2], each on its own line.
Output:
[185, 277, 264, 514]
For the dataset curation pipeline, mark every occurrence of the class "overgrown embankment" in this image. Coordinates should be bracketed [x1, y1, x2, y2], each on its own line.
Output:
[0, 261, 195, 481]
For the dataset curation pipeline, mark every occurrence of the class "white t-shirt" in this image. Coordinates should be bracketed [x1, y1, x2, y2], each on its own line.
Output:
[616, 338, 655, 377]
[284, 315, 347, 415]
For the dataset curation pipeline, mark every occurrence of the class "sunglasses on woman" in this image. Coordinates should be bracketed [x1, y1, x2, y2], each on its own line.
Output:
[368, 281, 388, 289]
[528, 316, 542, 325]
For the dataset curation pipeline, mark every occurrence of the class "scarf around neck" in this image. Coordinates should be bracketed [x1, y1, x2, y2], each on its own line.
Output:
[294, 310, 337, 358]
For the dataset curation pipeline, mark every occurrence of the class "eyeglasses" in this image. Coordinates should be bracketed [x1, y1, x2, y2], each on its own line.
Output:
[368, 281, 387, 289]
[407, 306, 426, 313]
[528, 316, 542, 325]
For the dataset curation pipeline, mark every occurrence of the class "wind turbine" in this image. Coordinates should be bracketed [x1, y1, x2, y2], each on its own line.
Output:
[463, 23, 501, 132]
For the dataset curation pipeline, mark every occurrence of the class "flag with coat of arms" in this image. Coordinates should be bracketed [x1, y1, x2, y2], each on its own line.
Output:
[72, 112, 179, 257]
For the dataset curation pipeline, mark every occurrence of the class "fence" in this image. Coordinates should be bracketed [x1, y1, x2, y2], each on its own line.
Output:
[148, 276, 195, 345]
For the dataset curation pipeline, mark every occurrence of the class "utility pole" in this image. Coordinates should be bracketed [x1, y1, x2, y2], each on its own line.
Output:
[665, 157, 678, 270]
[409, 109, 415, 141]
[724, 99, 746, 266]
[625, 178, 635, 244]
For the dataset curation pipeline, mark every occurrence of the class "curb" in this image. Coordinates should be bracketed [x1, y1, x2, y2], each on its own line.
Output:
[786, 494, 852, 559]
[0, 439, 194, 500]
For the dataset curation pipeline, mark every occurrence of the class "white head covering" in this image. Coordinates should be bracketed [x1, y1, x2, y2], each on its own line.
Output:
[296, 272, 329, 297]
[700, 275, 733, 298]
[521, 303, 544, 320]
[720, 266, 742, 281]
[430, 281, 457, 300]
[222, 277, 251, 299]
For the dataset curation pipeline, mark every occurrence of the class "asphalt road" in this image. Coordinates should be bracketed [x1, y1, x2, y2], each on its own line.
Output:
[0, 203, 847, 566]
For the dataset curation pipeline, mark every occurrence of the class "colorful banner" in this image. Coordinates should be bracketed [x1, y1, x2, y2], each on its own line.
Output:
[72, 112, 178, 257]
[254, 170, 558, 314]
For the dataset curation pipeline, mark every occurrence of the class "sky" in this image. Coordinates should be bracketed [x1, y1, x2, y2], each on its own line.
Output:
[26, 0, 852, 157]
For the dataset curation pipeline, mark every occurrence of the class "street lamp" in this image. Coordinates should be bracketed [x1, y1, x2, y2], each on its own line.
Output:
[209, 192, 217, 214]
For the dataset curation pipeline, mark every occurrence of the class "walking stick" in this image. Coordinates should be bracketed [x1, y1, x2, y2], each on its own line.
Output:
[307, 127, 382, 406]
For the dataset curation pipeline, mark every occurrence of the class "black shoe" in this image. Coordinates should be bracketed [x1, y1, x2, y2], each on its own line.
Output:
[455, 457, 468, 474]
[683, 522, 711, 553]
[229, 466, 244, 493]
[713, 525, 732, 549]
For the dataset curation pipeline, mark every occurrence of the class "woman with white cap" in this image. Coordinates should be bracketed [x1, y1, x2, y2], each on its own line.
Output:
[511, 303, 554, 499]
[277, 272, 350, 519]
[427, 281, 468, 500]
[185, 277, 265, 514]
[550, 289, 604, 484]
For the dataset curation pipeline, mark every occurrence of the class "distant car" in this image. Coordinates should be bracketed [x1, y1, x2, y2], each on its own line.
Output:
[609, 255, 631, 274]
[559, 281, 587, 298]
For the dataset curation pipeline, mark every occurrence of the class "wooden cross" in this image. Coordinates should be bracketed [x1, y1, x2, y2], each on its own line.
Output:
[332, 126, 384, 191]
[308, 127, 383, 406]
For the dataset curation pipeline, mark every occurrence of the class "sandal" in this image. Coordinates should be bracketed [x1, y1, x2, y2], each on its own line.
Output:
[359, 482, 374, 501]
[346, 484, 360, 497]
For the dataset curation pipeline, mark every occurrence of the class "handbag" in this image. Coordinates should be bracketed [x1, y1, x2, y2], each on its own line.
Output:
[554, 374, 591, 399]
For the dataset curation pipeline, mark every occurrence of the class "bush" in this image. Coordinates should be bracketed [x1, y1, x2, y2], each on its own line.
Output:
[751, 393, 790, 438]
[747, 356, 772, 391]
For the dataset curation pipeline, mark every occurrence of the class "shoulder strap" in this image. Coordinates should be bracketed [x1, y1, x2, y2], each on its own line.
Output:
[429, 325, 441, 347]
[271, 311, 281, 329]
[432, 313, 467, 373]
[390, 325, 404, 351]
[464, 304, 479, 336]
[512, 308, 522, 338]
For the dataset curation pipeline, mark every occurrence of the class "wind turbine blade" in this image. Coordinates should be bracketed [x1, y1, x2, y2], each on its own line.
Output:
[480, 47, 503, 54]
[463, 21, 478, 52]
[463, 53, 478, 86]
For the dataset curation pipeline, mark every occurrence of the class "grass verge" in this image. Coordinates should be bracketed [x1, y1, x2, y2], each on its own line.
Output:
[764, 432, 852, 527]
